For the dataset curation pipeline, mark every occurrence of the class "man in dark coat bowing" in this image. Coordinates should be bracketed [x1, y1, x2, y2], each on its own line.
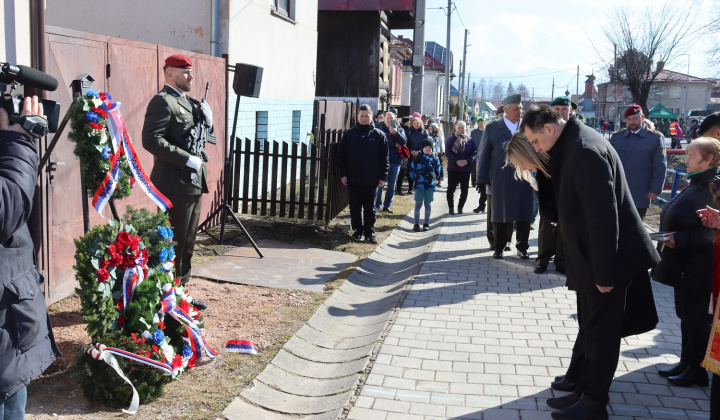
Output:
[521, 105, 660, 420]
[477, 94, 534, 259]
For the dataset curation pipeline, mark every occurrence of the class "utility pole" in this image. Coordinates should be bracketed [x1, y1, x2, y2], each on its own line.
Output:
[613, 43, 618, 129]
[410, 0, 426, 114]
[576, 65, 579, 109]
[444, 0, 452, 127]
[551, 77, 555, 99]
[459, 60, 463, 119]
[458, 29, 469, 122]
[466, 72, 471, 119]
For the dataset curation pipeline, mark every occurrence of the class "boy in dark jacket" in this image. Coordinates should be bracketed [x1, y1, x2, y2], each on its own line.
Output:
[409, 139, 441, 231]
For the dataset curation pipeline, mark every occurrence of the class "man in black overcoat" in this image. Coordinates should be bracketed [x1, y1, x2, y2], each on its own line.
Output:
[521, 105, 660, 420]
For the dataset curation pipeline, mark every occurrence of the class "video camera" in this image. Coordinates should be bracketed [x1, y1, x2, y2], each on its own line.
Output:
[0, 62, 60, 138]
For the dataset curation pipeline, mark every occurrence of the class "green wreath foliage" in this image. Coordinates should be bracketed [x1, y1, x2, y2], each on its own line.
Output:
[72, 206, 206, 407]
[67, 90, 133, 200]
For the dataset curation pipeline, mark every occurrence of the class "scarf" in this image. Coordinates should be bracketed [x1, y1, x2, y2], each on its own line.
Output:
[452, 135, 467, 154]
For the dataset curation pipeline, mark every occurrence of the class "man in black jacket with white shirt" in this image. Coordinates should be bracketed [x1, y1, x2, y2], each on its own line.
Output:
[521, 105, 659, 420]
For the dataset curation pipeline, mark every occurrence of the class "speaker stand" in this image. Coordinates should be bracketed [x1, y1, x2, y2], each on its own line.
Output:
[198, 93, 263, 258]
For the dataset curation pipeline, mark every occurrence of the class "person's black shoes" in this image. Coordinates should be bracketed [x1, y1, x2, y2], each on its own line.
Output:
[493, 250, 503, 259]
[658, 362, 688, 378]
[381, 207, 394, 214]
[667, 365, 709, 387]
[504, 246, 511, 251]
[457, 208, 464, 214]
[554, 374, 566, 382]
[413, 224, 421, 232]
[551, 395, 608, 420]
[366, 234, 378, 244]
[192, 300, 208, 310]
[473, 206, 483, 213]
[534, 264, 547, 274]
[547, 391, 582, 410]
[423, 223, 430, 231]
[449, 208, 455, 215]
[551, 377, 576, 391]
[517, 250, 530, 259]
[352, 232, 363, 241]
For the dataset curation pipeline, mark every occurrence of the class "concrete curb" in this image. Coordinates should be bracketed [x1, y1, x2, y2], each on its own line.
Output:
[223, 194, 450, 419]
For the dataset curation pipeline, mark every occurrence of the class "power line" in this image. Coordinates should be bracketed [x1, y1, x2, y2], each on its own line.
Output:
[466, 68, 578, 80]
[452, 2, 467, 30]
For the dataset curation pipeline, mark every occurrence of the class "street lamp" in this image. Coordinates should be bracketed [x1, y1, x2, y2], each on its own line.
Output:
[679, 53, 690, 118]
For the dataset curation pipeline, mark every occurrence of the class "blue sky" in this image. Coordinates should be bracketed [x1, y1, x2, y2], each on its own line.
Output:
[394, 0, 716, 98]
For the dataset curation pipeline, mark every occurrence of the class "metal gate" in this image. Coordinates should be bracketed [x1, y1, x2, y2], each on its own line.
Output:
[38, 26, 227, 304]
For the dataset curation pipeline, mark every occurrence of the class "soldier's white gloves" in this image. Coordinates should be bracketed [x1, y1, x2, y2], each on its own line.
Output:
[186, 155, 202, 172]
[200, 99, 213, 129]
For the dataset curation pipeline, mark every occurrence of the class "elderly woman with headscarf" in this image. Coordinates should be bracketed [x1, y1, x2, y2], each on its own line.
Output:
[444, 120, 477, 214]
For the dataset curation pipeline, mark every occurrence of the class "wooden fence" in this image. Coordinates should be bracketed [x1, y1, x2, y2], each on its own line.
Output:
[229, 130, 348, 223]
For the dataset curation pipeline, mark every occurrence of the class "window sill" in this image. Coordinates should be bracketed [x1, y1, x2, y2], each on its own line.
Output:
[270, 9, 296, 24]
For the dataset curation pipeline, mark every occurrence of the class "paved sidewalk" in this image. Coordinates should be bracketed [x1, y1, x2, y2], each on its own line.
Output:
[347, 188, 712, 420]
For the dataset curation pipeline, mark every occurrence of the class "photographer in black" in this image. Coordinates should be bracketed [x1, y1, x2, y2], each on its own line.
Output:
[0, 95, 60, 419]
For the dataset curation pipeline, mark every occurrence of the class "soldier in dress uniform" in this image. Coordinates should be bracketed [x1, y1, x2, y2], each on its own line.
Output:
[609, 105, 667, 220]
[142, 54, 212, 307]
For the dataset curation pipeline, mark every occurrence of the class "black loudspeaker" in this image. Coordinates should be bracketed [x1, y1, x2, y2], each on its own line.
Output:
[232, 63, 263, 98]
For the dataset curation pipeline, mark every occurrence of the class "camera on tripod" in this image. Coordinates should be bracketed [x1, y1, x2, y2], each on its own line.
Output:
[0, 62, 61, 138]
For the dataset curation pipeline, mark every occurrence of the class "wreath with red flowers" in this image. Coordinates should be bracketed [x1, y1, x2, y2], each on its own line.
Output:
[73, 207, 211, 408]
[67, 89, 134, 200]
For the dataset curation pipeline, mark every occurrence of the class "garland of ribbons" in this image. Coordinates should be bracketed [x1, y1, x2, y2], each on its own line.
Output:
[91, 95, 172, 214]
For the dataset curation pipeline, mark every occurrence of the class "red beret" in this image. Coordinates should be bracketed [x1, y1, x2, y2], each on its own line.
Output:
[624, 105, 642, 118]
[165, 54, 192, 69]
[497, 105, 504, 115]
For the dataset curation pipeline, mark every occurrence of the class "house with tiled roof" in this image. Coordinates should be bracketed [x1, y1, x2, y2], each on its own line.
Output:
[597, 63, 713, 120]
[396, 35, 455, 118]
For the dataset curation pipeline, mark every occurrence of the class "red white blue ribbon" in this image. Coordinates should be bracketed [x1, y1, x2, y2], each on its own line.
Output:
[122, 259, 145, 311]
[223, 340, 258, 355]
[88, 343, 172, 414]
[158, 284, 218, 359]
[91, 97, 173, 215]
[91, 149, 122, 214]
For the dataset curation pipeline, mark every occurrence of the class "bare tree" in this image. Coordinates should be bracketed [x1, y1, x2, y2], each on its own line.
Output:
[506, 82, 516, 96]
[492, 82, 505, 101]
[516, 83, 529, 100]
[598, 1, 699, 115]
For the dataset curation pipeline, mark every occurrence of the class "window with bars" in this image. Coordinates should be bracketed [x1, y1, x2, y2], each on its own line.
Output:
[291, 110, 301, 143]
[256, 111, 268, 151]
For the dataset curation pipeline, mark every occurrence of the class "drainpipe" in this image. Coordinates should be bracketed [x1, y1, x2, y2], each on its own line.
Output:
[211, 0, 220, 56]
[29, 0, 47, 97]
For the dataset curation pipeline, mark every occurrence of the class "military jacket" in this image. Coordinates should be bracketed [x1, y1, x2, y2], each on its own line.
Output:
[609, 125, 667, 209]
[142, 85, 208, 196]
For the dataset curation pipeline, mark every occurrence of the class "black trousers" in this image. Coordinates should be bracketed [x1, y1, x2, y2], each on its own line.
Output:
[396, 167, 413, 193]
[573, 280, 629, 405]
[494, 221, 530, 252]
[477, 187, 487, 211]
[636, 207, 647, 220]
[447, 171, 470, 210]
[536, 216, 564, 269]
[674, 287, 713, 366]
[565, 292, 584, 383]
[348, 185, 378, 237]
[167, 193, 203, 284]
[486, 195, 513, 249]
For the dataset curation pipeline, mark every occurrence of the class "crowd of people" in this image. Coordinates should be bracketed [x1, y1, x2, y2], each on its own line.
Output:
[337, 96, 720, 420]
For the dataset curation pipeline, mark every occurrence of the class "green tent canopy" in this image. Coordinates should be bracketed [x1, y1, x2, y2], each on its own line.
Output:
[648, 103, 677, 120]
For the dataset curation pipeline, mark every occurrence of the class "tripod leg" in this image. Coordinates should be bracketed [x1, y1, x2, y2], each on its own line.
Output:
[225, 204, 264, 258]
